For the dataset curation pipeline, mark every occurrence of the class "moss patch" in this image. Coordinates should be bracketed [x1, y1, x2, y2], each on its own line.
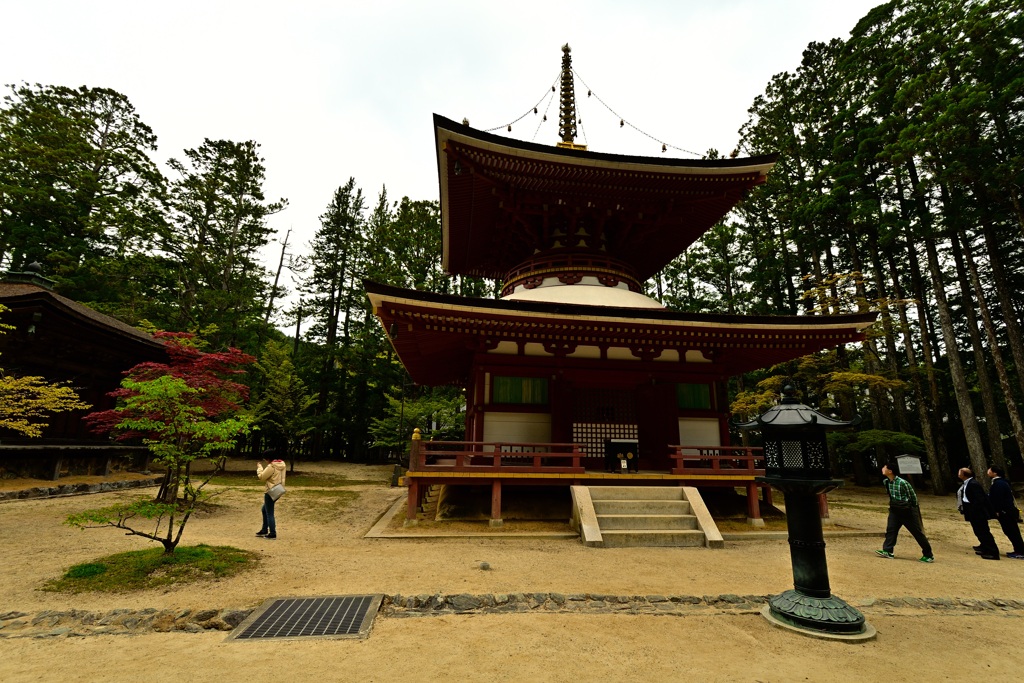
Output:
[42, 544, 258, 594]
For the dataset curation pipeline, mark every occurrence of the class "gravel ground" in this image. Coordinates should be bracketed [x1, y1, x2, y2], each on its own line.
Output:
[2, 460, 1023, 682]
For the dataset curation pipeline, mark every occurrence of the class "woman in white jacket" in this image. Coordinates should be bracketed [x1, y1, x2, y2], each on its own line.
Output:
[256, 455, 287, 539]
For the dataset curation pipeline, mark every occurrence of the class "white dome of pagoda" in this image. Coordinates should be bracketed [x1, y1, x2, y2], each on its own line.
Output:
[501, 276, 665, 309]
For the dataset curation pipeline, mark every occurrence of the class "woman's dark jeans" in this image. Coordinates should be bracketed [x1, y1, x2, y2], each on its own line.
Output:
[260, 492, 276, 535]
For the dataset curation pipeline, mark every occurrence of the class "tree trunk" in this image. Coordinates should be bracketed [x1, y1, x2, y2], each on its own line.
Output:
[961, 232, 1024, 468]
[868, 231, 910, 435]
[948, 221, 1005, 468]
[896, 168, 951, 492]
[980, 221, 1024, 400]
[920, 190, 988, 478]
[155, 467, 180, 504]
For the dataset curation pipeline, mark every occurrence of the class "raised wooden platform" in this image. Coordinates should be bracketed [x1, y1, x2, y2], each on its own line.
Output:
[404, 439, 774, 527]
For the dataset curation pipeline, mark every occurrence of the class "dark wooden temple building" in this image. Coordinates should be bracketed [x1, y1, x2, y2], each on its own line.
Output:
[0, 265, 165, 478]
[367, 47, 874, 526]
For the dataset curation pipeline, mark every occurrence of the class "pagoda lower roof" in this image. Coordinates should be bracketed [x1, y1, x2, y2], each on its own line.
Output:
[366, 281, 876, 386]
[435, 114, 777, 282]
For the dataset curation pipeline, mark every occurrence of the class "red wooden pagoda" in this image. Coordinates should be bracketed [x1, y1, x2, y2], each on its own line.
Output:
[367, 46, 875, 526]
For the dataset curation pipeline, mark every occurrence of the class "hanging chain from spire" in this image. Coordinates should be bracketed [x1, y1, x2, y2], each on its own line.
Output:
[481, 73, 559, 133]
[475, 45, 700, 156]
[572, 70, 699, 156]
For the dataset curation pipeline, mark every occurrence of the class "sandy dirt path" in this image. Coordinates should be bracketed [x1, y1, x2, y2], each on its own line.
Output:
[2, 461, 1024, 682]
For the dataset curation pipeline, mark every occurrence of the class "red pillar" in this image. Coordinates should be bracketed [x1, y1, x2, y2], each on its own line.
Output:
[746, 482, 764, 527]
[407, 479, 420, 522]
[408, 429, 422, 471]
[490, 480, 503, 527]
[817, 492, 830, 519]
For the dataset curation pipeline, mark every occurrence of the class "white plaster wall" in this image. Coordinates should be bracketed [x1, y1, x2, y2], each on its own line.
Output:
[483, 412, 553, 444]
[678, 417, 722, 446]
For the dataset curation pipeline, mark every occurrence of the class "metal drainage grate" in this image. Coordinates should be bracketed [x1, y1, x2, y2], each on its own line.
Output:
[226, 595, 383, 641]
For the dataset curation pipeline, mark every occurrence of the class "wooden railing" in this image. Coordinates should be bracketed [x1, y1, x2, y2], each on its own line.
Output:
[409, 441, 585, 474]
[669, 445, 765, 476]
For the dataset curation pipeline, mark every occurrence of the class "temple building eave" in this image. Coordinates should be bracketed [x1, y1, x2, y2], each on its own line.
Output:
[366, 280, 876, 386]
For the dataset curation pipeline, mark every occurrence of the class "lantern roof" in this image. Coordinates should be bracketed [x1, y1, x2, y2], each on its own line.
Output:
[735, 386, 861, 430]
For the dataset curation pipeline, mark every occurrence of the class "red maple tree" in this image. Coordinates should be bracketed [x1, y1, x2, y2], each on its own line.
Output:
[85, 331, 255, 440]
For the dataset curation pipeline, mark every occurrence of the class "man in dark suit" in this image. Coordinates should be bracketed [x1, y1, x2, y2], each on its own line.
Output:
[987, 465, 1024, 559]
[958, 467, 999, 560]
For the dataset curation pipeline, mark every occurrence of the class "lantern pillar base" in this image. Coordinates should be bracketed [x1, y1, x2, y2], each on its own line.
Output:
[761, 593, 875, 641]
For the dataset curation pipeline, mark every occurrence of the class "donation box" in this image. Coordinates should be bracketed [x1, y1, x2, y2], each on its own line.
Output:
[605, 439, 639, 473]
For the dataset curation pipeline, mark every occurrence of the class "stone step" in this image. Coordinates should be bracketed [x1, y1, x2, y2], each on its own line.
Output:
[599, 529, 707, 548]
[592, 499, 692, 515]
[596, 514, 698, 530]
[588, 486, 686, 501]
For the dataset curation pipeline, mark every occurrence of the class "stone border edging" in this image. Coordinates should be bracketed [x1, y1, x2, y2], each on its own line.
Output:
[4, 594, 1023, 639]
[380, 592, 1024, 616]
[383, 592, 770, 616]
[0, 477, 163, 502]
[0, 608, 253, 639]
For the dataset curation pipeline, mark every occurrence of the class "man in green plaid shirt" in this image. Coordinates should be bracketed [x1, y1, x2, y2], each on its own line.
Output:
[876, 462, 934, 562]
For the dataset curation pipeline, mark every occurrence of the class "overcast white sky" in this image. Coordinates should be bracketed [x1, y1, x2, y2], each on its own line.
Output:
[2, 0, 880, 298]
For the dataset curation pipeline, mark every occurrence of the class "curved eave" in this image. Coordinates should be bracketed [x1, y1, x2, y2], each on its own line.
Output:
[735, 408, 860, 430]
[366, 281, 876, 386]
[434, 114, 778, 282]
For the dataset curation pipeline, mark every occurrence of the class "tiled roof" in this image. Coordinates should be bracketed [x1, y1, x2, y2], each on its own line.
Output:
[434, 115, 778, 281]
[0, 283, 161, 347]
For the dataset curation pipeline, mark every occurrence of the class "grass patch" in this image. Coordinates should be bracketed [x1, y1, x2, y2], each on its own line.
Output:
[42, 544, 259, 594]
[204, 472, 385, 488]
[65, 563, 107, 579]
[287, 489, 360, 523]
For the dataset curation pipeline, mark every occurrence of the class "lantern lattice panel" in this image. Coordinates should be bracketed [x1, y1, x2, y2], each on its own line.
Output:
[782, 441, 804, 468]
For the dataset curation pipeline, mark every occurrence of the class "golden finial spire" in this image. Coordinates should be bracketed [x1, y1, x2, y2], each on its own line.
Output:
[556, 44, 587, 150]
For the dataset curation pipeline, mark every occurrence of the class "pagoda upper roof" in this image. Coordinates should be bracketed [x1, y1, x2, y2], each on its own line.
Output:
[366, 280, 876, 386]
[435, 114, 777, 282]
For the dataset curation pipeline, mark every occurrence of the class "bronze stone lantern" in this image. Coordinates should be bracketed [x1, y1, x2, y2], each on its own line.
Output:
[736, 386, 874, 639]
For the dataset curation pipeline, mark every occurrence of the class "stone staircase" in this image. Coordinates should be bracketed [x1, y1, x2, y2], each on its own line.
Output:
[418, 484, 442, 519]
[571, 486, 723, 548]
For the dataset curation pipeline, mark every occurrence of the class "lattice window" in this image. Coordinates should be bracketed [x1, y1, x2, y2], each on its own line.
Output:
[764, 441, 781, 469]
[573, 388, 636, 422]
[572, 422, 639, 458]
[570, 388, 638, 457]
